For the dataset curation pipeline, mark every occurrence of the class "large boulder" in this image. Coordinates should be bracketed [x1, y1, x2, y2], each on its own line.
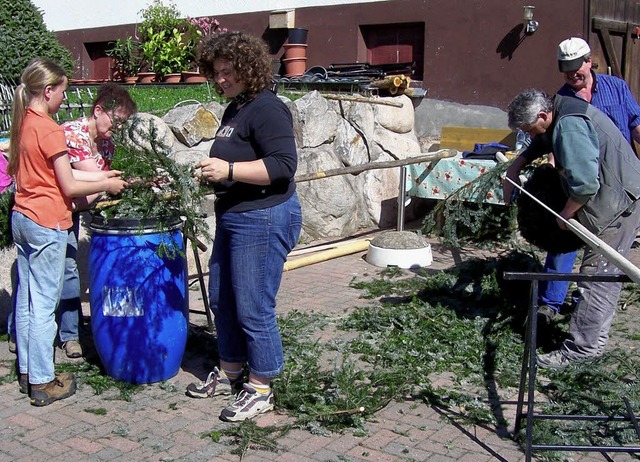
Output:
[125, 112, 176, 153]
[333, 118, 370, 167]
[162, 91, 423, 240]
[296, 145, 368, 240]
[163, 104, 220, 147]
[294, 91, 340, 148]
[374, 95, 414, 134]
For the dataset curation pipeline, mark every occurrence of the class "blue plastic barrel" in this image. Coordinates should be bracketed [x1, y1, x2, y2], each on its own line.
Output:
[88, 216, 188, 384]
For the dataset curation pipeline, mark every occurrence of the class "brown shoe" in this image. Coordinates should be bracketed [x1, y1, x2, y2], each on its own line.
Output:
[30, 373, 76, 406]
[18, 373, 28, 394]
[8, 336, 16, 354]
[62, 340, 83, 358]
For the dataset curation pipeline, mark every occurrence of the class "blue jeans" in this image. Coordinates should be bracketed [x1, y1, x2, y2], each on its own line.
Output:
[12, 211, 67, 384]
[8, 216, 81, 343]
[6, 260, 17, 340]
[57, 214, 81, 342]
[209, 193, 302, 379]
[539, 250, 578, 311]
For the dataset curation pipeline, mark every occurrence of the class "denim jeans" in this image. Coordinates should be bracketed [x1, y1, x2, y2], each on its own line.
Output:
[6, 260, 17, 340]
[539, 250, 578, 310]
[12, 211, 67, 384]
[209, 193, 302, 379]
[57, 214, 81, 342]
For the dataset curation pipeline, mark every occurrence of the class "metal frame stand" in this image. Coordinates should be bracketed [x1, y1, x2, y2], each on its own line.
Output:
[186, 237, 214, 333]
[504, 271, 640, 461]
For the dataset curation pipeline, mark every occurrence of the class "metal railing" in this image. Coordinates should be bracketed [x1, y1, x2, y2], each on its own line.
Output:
[0, 76, 96, 135]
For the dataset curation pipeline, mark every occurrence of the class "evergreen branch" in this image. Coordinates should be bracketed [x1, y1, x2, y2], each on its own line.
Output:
[97, 115, 211, 248]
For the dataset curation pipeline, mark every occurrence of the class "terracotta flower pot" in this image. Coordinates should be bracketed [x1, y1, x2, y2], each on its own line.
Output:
[282, 57, 307, 77]
[137, 72, 156, 84]
[162, 73, 182, 83]
[283, 44, 308, 60]
[181, 71, 207, 83]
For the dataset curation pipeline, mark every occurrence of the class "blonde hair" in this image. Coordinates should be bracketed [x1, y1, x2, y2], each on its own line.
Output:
[8, 58, 67, 176]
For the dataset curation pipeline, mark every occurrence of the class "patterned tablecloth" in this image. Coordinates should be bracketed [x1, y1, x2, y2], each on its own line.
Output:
[406, 152, 505, 205]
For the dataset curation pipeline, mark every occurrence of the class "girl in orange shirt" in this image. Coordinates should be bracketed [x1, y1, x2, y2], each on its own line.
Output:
[8, 58, 127, 406]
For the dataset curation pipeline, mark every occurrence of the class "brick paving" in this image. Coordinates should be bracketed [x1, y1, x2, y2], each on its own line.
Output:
[2, 230, 640, 461]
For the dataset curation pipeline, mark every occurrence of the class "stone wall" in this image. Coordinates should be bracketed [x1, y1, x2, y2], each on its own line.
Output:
[0, 90, 430, 329]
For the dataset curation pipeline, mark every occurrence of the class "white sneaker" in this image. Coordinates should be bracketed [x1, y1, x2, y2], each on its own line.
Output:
[219, 384, 274, 422]
[185, 367, 243, 398]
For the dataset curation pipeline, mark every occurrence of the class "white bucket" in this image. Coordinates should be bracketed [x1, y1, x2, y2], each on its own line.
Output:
[366, 242, 433, 269]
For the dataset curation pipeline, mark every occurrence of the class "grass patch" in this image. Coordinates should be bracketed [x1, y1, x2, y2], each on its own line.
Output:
[60, 83, 306, 124]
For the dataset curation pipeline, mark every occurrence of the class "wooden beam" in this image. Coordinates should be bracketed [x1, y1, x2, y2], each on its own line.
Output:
[294, 149, 457, 183]
[322, 93, 404, 108]
[595, 23, 622, 76]
[624, 22, 634, 79]
[592, 17, 633, 34]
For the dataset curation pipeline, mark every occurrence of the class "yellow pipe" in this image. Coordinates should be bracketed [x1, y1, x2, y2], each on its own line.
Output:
[283, 239, 371, 271]
[289, 238, 371, 257]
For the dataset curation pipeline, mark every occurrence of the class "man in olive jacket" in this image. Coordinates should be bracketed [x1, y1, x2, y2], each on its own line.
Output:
[503, 88, 640, 369]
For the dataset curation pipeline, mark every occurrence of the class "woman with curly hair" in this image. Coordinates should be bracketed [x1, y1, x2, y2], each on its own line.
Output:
[187, 31, 302, 422]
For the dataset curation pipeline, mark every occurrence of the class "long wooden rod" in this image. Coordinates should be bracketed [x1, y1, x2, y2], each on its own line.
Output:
[504, 176, 640, 285]
[294, 149, 457, 183]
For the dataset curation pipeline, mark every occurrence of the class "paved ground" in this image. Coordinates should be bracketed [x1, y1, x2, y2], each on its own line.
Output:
[1, 229, 640, 461]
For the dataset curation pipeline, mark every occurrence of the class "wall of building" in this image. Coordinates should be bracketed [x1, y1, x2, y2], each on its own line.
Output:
[31, 0, 389, 31]
[53, 0, 587, 110]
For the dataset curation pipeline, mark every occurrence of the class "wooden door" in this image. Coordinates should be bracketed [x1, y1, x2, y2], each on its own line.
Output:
[589, 0, 640, 101]
[85, 41, 112, 80]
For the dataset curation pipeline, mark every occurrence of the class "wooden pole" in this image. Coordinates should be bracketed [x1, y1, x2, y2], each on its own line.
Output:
[322, 93, 404, 108]
[294, 149, 457, 183]
[504, 176, 640, 285]
[95, 150, 456, 209]
[289, 238, 372, 257]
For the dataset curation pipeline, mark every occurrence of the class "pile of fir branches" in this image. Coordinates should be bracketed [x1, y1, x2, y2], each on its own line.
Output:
[95, 115, 211, 247]
[422, 160, 516, 248]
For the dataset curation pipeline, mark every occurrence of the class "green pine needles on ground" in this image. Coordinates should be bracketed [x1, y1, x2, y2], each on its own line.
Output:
[4, 248, 640, 460]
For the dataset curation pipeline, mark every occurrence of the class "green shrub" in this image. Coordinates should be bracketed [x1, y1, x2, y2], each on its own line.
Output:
[0, 0, 75, 81]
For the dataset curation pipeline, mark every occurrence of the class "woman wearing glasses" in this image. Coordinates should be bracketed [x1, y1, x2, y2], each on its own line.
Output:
[57, 82, 136, 358]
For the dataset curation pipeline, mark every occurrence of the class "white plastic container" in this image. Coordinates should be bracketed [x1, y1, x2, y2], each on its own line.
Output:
[366, 242, 433, 269]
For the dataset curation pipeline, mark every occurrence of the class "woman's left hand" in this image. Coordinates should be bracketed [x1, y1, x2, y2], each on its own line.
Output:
[196, 158, 230, 183]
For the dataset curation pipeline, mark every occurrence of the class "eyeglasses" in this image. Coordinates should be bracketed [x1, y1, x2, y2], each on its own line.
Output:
[105, 111, 127, 129]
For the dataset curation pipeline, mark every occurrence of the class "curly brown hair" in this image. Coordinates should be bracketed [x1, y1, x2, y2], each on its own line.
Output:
[197, 31, 272, 98]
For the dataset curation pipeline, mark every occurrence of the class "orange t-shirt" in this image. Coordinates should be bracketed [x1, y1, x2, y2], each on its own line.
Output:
[13, 108, 72, 230]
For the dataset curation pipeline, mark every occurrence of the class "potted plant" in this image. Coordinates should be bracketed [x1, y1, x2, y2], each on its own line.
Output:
[107, 37, 142, 82]
[181, 16, 226, 83]
[141, 25, 192, 81]
[137, 0, 198, 81]
[88, 115, 210, 383]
